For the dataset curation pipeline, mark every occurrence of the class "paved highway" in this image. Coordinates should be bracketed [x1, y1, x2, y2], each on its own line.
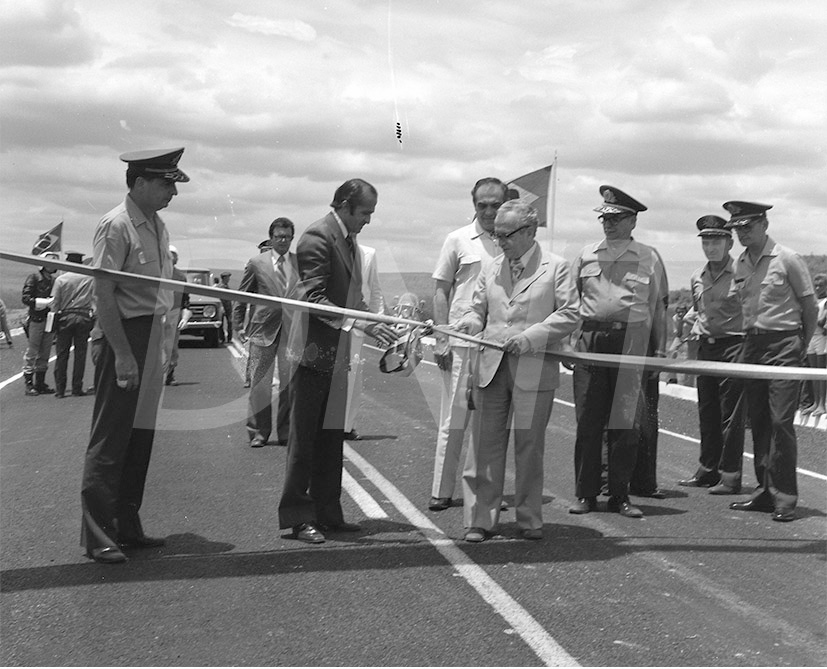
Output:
[1, 332, 824, 666]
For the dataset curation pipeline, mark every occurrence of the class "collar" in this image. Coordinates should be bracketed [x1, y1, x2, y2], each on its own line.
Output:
[125, 194, 153, 228]
[270, 249, 288, 263]
[702, 256, 734, 278]
[594, 237, 639, 256]
[471, 217, 494, 241]
[513, 241, 538, 268]
[331, 210, 350, 239]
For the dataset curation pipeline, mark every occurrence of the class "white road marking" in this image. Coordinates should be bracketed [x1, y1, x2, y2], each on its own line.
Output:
[341, 468, 389, 519]
[344, 444, 579, 667]
[0, 353, 58, 391]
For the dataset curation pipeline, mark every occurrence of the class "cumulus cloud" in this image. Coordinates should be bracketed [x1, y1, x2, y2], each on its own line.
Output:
[0, 0, 95, 66]
[226, 13, 316, 41]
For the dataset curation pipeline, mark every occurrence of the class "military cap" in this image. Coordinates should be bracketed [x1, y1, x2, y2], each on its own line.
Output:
[119, 147, 190, 183]
[65, 251, 85, 262]
[696, 215, 730, 237]
[258, 239, 272, 250]
[220, 271, 231, 278]
[594, 185, 647, 215]
[722, 201, 772, 227]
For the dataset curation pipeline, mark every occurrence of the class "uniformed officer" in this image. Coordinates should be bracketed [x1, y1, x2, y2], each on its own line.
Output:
[569, 186, 668, 518]
[724, 201, 817, 522]
[678, 215, 746, 494]
[21, 251, 60, 395]
[50, 251, 95, 398]
[81, 147, 189, 563]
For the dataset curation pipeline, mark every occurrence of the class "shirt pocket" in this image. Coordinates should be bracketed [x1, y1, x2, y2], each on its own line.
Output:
[579, 263, 601, 279]
[456, 254, 481, 282]
[760, 271, 787, 303]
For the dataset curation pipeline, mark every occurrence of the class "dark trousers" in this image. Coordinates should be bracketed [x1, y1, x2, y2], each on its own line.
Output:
[740, 331, 803, 506]
[696, 337, 746, 473]
[80, 316, 164, 550]
[573, 328, 647, 499]
[630, 375, 659, 494]
[278, 364, 348, 529]
[246, 335, 291, 443]
[54, 316, 94, 393]
[221, 300, 233, 340]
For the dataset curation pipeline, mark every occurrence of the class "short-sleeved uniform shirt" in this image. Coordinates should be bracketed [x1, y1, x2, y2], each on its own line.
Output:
[733, 236, 813, 331]
[92, 195, 173, 318]
[432, 219, 500, 345]
[689, 257, 743, 337]
[573, 238, 668, 326]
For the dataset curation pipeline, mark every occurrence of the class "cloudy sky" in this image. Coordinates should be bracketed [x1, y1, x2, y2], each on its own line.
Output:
[1, 0, 825, 288]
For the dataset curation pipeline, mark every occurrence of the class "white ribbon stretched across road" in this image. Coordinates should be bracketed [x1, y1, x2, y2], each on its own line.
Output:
[3, 250, 825, 383]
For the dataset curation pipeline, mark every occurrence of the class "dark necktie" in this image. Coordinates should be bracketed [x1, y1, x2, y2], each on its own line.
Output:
[509, 258, 524, 282]
[346, 234, 356, 261]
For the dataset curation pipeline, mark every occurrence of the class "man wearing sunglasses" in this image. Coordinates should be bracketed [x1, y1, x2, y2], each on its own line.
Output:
[453, 201, 579, 541]
[723, 201, 817, 522]
[569, 186, 668, 519]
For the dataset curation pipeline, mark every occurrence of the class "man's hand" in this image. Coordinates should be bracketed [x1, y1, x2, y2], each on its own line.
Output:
[236, 329, 249, 344]
[365, 322, 396, 347]
[434, 334, 453, 371]
[177, 308, 193, 331]
[502, 334, 531, 356]
[114, 351, 140, 392]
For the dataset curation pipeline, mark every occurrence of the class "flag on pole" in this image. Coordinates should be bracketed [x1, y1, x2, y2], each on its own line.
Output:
[507, 162, 555, 227]
[31, 222, 63, 255]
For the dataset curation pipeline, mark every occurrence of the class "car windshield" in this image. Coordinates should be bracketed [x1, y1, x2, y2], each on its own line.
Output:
[186, 272, 210, 285]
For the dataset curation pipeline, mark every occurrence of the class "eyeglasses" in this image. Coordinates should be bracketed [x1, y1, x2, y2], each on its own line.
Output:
[475, 200, 504, 211]
[271, 235, 293, 242]
[599, 214, 632, 224]
[492, 226, 530, 242]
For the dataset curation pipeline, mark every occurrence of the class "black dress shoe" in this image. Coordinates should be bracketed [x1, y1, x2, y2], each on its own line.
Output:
[730, 498, 774, 513]
[607, 497, 644, 518]
[428, 497, 452, 511]
[86, 546, 127, 564]
[293, 523, 325, 543]
[343, 429, 361, 441]
[568, 497, 597, 514]
[250, 437, 266, 448]
[118, 535, 166, 548]
[678, 468, 720, 487]
[71, 389, 87, 397]
[321, 521, 361, 532]
[54, 391, 65, 399]
[631, 487, 666, 499]
[772, 508, 796, 522]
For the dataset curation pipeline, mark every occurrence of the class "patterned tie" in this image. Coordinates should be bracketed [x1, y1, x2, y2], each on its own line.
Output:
[509, 259, 524, 282]
[274, 254, 287, 295]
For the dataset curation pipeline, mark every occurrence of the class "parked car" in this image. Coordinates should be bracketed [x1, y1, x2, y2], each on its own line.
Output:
[181, 268, 224, 347]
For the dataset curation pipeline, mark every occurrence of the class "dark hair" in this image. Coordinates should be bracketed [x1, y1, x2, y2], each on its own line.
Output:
[126, 167, 168, 189]
[269, 217, 295, 237]
[330, 179, 377, 213]
[471, 177, 507, 202]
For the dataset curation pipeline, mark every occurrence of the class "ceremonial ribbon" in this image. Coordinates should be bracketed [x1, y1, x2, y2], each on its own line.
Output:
[2, 250, 825, 382]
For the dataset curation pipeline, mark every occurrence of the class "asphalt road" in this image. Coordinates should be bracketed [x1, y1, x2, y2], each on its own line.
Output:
[0, 331, 825, 667]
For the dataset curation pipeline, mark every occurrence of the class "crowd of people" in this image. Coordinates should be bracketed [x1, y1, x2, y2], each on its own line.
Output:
[8, 147, 824, 563]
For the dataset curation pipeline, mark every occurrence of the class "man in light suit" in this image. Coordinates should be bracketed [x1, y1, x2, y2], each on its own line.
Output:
[453, 200, 580, 542]
[278, 179, 396, 544]
[344, 244, 386, 440]
[234, 218, 299, 448]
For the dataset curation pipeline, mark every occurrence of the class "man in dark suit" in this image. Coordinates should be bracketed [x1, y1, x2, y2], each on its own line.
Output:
[278, 179, 395, 544]
[234, 218, 299, 448]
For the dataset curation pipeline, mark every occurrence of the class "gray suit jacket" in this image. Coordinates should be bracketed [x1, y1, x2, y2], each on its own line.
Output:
[233, 251, 299, 347]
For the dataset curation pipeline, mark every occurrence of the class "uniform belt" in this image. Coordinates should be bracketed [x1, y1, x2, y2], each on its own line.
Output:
[745, 327, 801, 337]
[699, 334, 743, 345]
[582, 320, 645, 332]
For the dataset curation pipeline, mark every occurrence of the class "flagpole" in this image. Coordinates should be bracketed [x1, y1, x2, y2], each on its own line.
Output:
[546, 152, 557, 251]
